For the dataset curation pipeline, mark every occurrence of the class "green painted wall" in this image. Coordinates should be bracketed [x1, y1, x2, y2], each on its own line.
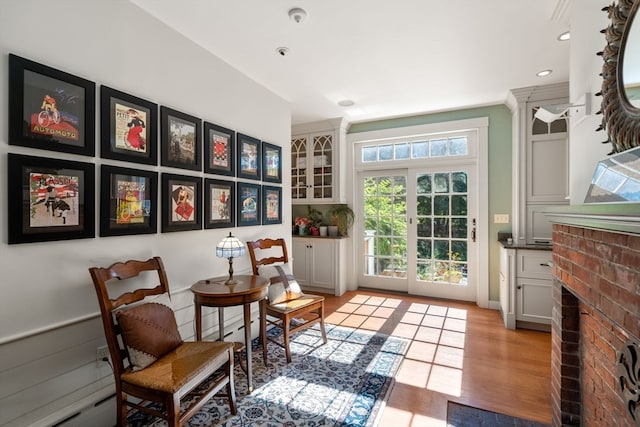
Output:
[348, 104, 513, 302]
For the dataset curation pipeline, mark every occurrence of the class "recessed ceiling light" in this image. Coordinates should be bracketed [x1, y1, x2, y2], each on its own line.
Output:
[337, 99, 355, 107]
[276, 47, 289, 57]
[537, 69, 552, 77]
[558, 31, 570, 41]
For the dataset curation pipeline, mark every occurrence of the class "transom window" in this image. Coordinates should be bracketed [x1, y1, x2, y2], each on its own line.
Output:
[362, 136, 468, 163]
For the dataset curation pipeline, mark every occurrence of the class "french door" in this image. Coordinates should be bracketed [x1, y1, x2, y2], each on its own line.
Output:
[358, 165, 477, 301]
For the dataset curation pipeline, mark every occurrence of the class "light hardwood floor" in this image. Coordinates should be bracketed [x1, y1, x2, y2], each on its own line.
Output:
[321, 289, 552, 427]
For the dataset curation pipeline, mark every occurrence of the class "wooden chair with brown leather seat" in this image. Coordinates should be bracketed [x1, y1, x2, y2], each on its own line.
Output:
[88, 256, 237, 426]
[246, 238, 327, 363]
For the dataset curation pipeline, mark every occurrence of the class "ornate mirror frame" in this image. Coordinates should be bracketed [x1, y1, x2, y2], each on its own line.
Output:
[599, 0, 640, 154]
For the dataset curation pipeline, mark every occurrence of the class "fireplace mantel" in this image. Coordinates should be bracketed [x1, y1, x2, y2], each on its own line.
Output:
[545, 204, 640, 236]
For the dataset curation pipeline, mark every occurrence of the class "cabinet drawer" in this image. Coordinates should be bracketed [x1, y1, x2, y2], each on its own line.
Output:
[517, 250, 553, 278]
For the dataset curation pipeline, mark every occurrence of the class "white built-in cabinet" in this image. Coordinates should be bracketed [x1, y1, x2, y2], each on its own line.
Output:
[500, 246, 553, 330]
[291, 118, 347, 204]
[292, 237, 346, 296]
[507, 83, 569, 244]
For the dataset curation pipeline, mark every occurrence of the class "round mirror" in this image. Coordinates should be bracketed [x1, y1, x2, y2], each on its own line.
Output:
[622, 4, 640, 107]
[600, 0, 640, 154]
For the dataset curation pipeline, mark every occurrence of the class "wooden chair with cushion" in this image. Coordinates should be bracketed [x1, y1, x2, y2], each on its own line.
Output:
[88, 256, 237, 426]
[246, 238, 327, 363]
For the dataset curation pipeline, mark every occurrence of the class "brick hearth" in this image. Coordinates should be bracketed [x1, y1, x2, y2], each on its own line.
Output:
[552, 224, 640, 426]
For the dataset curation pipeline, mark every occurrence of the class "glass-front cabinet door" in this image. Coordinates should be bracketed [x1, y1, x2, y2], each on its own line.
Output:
[291, 132, 334, 202]
[291, 136, 308, 200]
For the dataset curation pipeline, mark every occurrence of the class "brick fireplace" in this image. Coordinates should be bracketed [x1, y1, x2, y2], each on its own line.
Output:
[551, 222, 640, 426]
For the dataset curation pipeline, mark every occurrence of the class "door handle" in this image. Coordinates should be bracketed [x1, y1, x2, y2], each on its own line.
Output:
[471, 218, 476, 242]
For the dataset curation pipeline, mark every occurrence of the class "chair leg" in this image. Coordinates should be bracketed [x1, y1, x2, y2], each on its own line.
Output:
[227, 357, 237, 414]
[320, 306, 328, 344]
[283, 316, 292, 363]
[260, 299, 268, 365]
[117, 393, 127, 427]
[168, 394, 180, 426]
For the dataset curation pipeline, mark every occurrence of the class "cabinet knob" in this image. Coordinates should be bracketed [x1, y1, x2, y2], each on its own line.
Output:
[517, 286, 522, 290]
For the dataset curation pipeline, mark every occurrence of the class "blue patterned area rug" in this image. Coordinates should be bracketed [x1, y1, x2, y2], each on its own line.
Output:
[130, 324, 408, 426]
[447, 402, 551, 427]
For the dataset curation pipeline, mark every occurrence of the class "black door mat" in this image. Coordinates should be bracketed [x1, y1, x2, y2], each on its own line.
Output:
[447, 401, 551, 427]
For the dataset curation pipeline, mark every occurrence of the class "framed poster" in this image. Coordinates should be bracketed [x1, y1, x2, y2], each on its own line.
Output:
[160, 106, 202, 171]
[100, 86, 157, 165]
[161, 173, 202, 232]
[262, 185, 282, 225]
[8, 153, 95, 244]
[262, 142, 282, 183]
[204, 178, 235, 229]
[8, 54, 96, 156]
[237, 133, 261, 180]
[237, 182, 261, 226]
[100, 165, 157, 237]
[204, 122, 235, 176]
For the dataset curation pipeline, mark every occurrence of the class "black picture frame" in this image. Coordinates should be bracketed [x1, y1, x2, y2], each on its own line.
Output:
[237, 181, 261, 226]
[100, 165, 157, 237]
[8, 153, 95, 244]
[8, 54, 96, 156]
[204, 122, 235, 176]
[161, 173, 202, 232]
[100, 86, 158, 165]
[204, 178, 235, 229]
[262, 185, 282, 225]
[262, 142, 282, 183]
[237, 133, 261, 180]
[160, 106, 202, 171]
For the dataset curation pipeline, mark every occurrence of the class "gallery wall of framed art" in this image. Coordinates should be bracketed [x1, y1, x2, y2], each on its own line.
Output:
[5, 53, 285, 244]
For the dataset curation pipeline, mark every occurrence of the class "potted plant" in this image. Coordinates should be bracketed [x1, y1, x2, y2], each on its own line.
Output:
[327, 204, 355, 237]
[294, 217, 311, 235]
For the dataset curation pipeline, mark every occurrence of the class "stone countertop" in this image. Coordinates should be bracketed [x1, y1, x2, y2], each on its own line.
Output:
[292, 234, 347, 240]
[498, 240, 552, 251]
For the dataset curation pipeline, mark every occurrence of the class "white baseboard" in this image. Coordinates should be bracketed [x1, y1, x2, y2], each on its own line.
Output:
[488, 300, 501, 311]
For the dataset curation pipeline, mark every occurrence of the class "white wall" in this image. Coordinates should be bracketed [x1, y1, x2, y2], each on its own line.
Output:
[568, 1, 611, 203]
[0, 0, 291, 425]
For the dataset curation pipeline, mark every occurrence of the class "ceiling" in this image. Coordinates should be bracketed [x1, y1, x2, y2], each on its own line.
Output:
[131, 0, 572, 126]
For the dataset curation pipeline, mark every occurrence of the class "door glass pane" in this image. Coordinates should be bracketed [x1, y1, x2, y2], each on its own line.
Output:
[452, 172, 468, 192]
[434, 195, 449, 215]
[363, 175, 407, 280]
[451, 195, 467, 215]
[434, 240, 450, 259]
[417, 217, 432, 237]
[433, 218, 449, 237]
[417, 195, 431, 215]
[417, 174, 432, 193]
[451, 218, 467, 239]
[434, 173, 449, 192]
[414, 171, 468, 285]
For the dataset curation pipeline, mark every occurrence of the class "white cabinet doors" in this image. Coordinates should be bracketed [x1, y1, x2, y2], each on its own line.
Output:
[292, 238, 345, 295]
[515, 250, 553, 326]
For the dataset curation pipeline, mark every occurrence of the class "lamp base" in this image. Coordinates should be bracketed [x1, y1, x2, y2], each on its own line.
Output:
[224, 277, 238, 286]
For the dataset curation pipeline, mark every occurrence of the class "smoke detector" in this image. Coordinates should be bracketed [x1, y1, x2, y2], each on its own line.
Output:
[288, 8, 307, 24]
[276, 47, 290, 57]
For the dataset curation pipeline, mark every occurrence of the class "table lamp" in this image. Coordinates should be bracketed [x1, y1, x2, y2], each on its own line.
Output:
[216, 232, 246, 285]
